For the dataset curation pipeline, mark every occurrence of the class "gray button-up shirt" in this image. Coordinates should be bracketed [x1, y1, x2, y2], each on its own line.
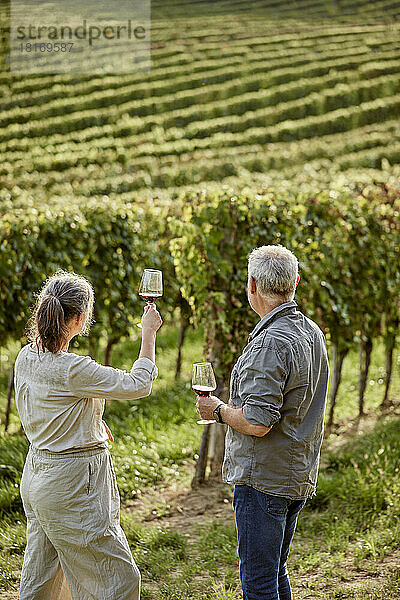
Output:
[222, 300, 329, 499]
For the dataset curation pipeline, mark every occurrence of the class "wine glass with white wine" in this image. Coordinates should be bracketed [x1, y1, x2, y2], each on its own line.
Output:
[192, 362, 217, 425]
[137, 269, 163, 328]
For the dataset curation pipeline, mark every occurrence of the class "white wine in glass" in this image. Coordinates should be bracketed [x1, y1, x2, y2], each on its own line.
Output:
[192, 362, 217, 425]
[137, 269, 163, 328]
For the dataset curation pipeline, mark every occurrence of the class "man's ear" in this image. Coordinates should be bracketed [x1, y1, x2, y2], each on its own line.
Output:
[249, 276, 257, 294]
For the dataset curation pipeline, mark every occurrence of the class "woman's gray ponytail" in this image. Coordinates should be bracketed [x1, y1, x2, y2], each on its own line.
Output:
[27, 270, 94, 354]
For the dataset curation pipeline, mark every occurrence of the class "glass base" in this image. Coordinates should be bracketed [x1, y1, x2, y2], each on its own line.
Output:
[196, 419, 216, 425]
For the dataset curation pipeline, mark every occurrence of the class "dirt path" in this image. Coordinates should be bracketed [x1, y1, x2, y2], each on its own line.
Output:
[125, 475, 234, 530]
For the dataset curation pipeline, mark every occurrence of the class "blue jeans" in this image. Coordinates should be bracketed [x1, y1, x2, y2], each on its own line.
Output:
[233, 484, 306, 600]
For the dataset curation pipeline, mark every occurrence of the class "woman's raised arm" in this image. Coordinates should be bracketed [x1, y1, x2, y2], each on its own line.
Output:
[69, 304, 162, 401]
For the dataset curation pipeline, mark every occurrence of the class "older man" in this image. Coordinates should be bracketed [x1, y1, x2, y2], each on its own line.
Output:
[197, 244, 329, 600]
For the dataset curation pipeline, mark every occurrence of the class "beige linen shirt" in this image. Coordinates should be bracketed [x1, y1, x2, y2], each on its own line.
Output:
[14, 343, 158, 452]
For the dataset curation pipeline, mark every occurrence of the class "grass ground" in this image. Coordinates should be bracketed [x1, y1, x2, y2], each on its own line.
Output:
[0, 322, 399, 598]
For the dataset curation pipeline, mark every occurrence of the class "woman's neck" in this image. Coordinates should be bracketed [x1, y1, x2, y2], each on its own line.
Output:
[36, 340, 69, 352]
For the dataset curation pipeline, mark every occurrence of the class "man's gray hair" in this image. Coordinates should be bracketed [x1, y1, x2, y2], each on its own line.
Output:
[248, 245, 299, 302]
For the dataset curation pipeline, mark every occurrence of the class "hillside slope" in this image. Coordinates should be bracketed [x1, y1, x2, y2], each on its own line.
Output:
[0, 0, 399, 207]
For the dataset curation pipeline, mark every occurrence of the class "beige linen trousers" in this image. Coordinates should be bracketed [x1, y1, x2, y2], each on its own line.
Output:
[19, 446, 140, 600]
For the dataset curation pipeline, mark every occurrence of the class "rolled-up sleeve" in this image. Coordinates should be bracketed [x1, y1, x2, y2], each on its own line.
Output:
[240, 340, 287, 428]
[68, 355, 158, 401]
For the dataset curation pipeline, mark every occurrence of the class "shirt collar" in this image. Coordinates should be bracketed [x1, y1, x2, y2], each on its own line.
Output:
[248, 299, 298, 343]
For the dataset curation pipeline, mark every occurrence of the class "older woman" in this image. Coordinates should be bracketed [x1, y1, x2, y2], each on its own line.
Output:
[14, 269, 162, 600]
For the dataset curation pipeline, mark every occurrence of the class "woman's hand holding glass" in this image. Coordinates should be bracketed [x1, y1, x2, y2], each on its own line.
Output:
[137, 269, 163, 328]
[141, 303, 162, 332]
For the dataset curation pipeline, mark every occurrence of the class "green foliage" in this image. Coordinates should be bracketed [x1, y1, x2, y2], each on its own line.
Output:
[0, 198, 179, 352]
[170, 188, 302, 378]
[1, 181, 398, 422]
[311, 417, 400, 520]
[0, 435, 29, 518]
[1, 14, 400, 205]
[293, 187, 400, 349]
[106, 334, 201, 497]
[170, 186, 400, 384]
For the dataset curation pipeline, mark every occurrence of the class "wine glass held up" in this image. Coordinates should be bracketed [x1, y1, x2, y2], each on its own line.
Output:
[137, 269, 163, 328]
[192, 362, 217, 425]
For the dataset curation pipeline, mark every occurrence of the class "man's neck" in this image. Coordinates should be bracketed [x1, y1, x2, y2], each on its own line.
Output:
[258, 300, 287, 319]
